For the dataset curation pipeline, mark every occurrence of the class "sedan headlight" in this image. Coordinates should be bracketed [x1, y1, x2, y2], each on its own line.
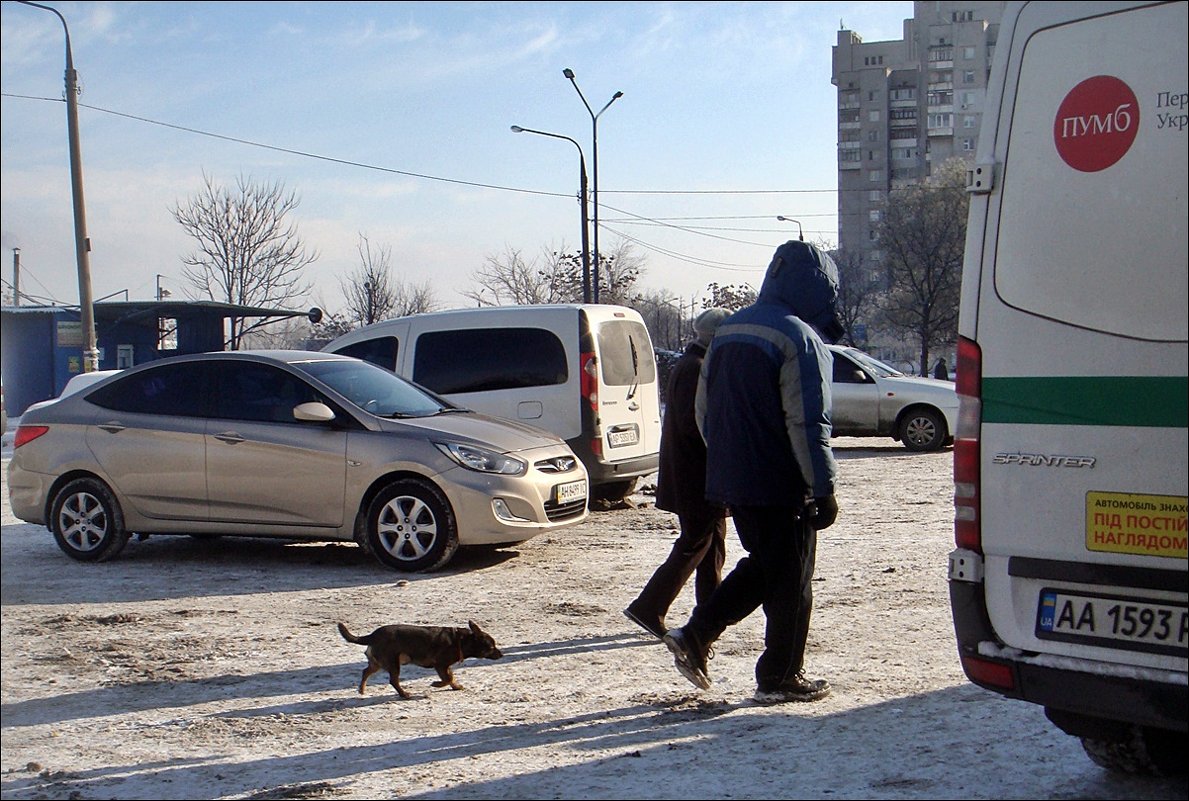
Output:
[434, 442, 526, 475]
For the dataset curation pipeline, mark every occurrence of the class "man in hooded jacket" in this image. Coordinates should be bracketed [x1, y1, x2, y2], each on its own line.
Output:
[662, 239, 843, 704]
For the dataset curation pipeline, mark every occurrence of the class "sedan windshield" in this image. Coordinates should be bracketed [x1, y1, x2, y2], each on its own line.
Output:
[842, 349, 904, 378]
[294, 359, 455, 418]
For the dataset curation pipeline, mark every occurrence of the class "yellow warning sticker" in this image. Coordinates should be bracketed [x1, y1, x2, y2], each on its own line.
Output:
[1086, 492, 1188, 559]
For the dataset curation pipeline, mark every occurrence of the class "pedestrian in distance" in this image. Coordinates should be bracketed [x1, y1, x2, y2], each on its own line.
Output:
[933, 357, 949, 381]
[624, 308, 732, 640]
[663, 239, 844, 705]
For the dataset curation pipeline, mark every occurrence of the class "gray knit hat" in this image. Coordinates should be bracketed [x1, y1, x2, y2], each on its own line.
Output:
[693, 307, 731, 345]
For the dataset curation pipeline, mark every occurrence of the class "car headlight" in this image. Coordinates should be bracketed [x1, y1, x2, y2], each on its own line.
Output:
[435, 442, 526, 475]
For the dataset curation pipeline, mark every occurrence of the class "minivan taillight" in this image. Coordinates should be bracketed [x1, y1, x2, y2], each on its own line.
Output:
[580, 351, 602, 457]
[14, 425, 50, 449]
[954, 336, 982, 551]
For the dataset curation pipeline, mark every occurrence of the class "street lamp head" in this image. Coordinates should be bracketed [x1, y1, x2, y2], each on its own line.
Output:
[510, 125, 524, 133]
[563, 68, 575, 79]
[776, 216, 805, 241]
[613, 91, 624, 100]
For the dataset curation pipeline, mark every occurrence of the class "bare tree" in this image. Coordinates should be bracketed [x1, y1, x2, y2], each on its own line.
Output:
[173, 173, 316, 349]
[702, 282, 757, 312]
[830, 248, 882, 347]
[339, 234, 438, 326]
[876, 158, 968, 374]
[462, 239, 646, 307]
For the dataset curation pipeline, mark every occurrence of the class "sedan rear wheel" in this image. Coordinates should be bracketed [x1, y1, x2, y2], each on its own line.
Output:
[365, 479, 459, 572]
[50, 478, 130, 562]
[898, 407, 947, 452]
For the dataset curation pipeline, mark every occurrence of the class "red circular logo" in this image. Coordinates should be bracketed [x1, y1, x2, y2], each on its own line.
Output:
[1053, 75, 1140, 172]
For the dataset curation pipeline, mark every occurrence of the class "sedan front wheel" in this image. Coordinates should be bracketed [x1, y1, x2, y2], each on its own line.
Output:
[365, 479, 459, 572]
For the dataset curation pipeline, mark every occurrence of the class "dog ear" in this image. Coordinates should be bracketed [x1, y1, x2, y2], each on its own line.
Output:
[468, 620, 481, 633]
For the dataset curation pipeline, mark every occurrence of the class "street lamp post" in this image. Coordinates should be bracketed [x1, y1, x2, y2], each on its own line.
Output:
[511, 125, 591, 303]
[776, 216, 805, 241]
[19, 1, 98, 372]
[563, 68, 622, 304]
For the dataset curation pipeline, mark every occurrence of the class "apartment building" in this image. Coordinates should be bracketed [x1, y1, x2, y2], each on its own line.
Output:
[832, 2, 1006, 268]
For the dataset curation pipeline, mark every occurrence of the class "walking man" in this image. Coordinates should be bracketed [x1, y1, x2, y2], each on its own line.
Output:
[625, 308, 731, 639]
[663, 239, 844, 704]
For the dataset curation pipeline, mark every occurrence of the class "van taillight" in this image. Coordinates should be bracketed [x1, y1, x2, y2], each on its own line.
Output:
[580, 351, 602, 456]
[954, 336, 982, 552]
[960, 653, 1015, 691]
[14, 425, 49, 449]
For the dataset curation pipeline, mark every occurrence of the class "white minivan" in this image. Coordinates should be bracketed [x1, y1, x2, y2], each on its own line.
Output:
[323, 304, 661, 500]
[948, 0, 1187, 775]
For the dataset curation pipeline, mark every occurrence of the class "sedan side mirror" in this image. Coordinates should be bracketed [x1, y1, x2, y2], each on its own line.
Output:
[293, 401, 336, 423]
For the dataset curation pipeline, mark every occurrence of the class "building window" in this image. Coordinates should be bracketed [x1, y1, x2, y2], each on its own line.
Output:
[868, 129, 879, 142]
[869, 110, 881, 122]
[963, 46, 976, 60]
[929, 46, 953, 62]
[963, 70, 976, 84]
[962, 138, 975, 151]
[868, 169, 883, 182]
[963, 115, 977, 128]
[868, 190, 884, 202]
[840, 150, 861, 163]
[869, 209, 881, 222]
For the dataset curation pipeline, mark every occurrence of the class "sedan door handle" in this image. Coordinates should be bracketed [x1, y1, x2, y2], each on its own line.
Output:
[213, 431, 245, 444]
[628, 401, 640, 412]
[98, 421, 126, 434]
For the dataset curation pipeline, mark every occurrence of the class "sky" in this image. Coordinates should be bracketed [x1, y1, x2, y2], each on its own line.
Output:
[1, 1, 913, 318]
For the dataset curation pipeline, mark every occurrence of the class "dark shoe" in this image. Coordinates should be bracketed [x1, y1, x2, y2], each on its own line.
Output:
[753, 672, 831, 704]
[663, 627, 711, 690]
[624, 605, 666, 640]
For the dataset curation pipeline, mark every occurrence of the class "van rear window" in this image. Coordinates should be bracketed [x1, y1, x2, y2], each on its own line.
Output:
[333, 337, 399, 371]
[412, 328, 567, 394]
[597, 321, 657, 386]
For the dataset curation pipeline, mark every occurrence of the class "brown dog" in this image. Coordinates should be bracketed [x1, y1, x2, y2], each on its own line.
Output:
[337, 620, 503, 698]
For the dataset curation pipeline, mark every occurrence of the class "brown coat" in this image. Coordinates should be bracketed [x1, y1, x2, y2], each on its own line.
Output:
[655, 341, 721, 517]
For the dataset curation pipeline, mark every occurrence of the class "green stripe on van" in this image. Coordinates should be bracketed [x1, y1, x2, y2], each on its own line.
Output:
[981, 376, 1189, 427]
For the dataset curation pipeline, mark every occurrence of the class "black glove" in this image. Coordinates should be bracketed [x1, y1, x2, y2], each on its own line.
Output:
[810, 494, 838, 530]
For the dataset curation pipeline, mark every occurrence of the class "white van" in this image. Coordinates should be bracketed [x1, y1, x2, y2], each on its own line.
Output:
[323, 304, 661, 500]
[948, 1, 1187, 775]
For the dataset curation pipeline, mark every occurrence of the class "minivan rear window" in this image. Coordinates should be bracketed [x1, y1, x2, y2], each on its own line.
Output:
[334, 336, 399, 371]
[412, 327, 567, 394]
[597, 321, 657, 387]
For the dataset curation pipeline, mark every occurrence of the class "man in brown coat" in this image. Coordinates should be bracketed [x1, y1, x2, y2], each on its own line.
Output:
[625, 308, 731, 639]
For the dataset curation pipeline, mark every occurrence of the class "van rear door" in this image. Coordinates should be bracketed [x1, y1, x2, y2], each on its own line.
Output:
[585, 309, 661, 465]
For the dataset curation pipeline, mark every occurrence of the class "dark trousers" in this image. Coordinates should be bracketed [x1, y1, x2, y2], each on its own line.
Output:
[689, 505, 817, 690]
[631, 509, 727, 621]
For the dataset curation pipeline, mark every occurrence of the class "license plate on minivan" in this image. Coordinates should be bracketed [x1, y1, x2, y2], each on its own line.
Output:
[607, 425, 639, 448]
[1036, 588, 1188, 656]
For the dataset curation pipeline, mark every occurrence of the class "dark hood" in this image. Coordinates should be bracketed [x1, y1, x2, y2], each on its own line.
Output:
[756, 240, 845, 343]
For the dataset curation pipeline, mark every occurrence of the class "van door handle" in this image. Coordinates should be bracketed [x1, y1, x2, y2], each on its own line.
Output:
[213, 431, 245, 444]
[628, 401, 640, 411]
[98, 421, 126, 434]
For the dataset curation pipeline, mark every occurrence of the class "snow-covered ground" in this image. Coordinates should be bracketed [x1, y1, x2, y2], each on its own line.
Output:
[2, 438, 1185, 799]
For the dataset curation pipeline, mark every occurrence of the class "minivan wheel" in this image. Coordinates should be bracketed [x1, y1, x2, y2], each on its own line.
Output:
[898, 407, 947, 452]
[592, 478, 637, 503]
[1081, 727, 1188, 776]
[50, 478, 130, 562]
[365, 479, 459, 572]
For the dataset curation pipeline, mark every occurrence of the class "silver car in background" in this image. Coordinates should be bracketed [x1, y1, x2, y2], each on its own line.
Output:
[829, 345, 959, 452]
[7, 351, 588, 572]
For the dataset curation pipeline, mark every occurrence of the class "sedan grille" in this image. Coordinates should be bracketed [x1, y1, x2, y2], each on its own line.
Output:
[544, 498, 586, 522]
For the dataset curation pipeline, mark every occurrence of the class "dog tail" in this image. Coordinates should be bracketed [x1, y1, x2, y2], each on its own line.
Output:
[337, 622, 369, 644]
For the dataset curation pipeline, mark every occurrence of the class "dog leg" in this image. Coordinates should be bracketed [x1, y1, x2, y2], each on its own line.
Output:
[359, 660, 381, 695]
[388, 664, 412, 699]
[432, 664, 464, 691]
